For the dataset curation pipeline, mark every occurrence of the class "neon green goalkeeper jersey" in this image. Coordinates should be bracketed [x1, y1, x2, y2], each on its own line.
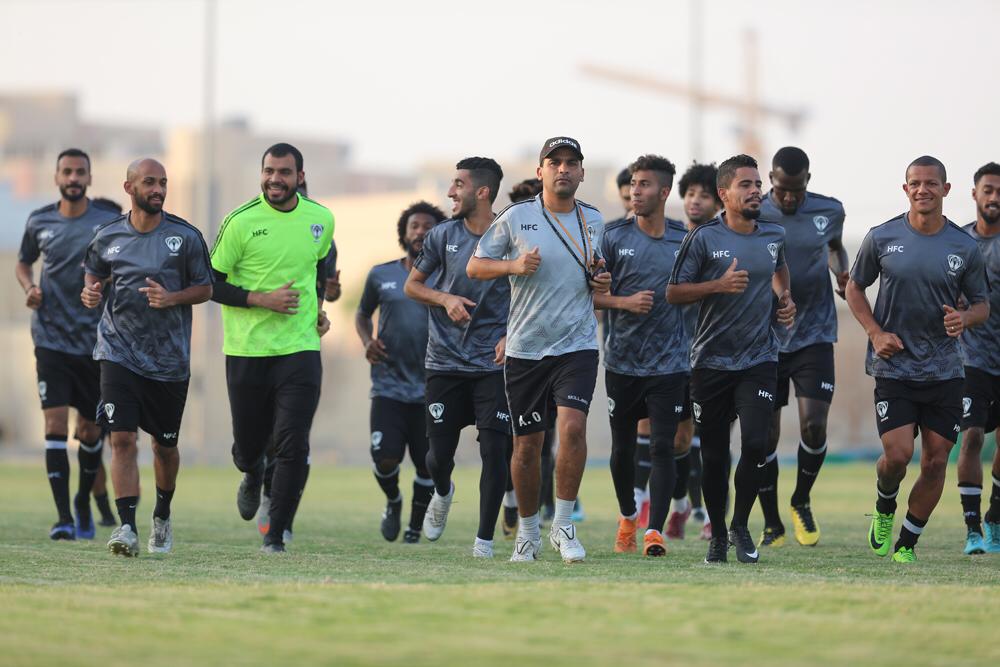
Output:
[211, 193, 334, 357]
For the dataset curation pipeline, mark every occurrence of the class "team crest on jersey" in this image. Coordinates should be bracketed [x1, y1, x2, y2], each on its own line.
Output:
[767, 242, 779, 260]
[37, 381, 47, 402]
[947, 254, 964, 272]
[692, 402, 702, 421]
[963, 397, 973, 418]
[310, 224, 324, 242]
[607, 397, 616, 417]
[165, 236, 183, 254]
[103, 403, 116, 423]
[813, 215, 830, 233]
[371, 431, 383, 450]
[428, 402, 445, 422]
[876, 401, 889, 420]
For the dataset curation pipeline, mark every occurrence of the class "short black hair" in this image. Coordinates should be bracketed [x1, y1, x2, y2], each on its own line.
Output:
[717, 154, 759, 190]
[56, 148, 90, 170]
[973, 162, 1000, 185]
[629, 154, 676, 189]
[509, 178, 542, 203]
[397, 200, 446, 249]
[262, 143, 304, 172]
[456, 157, 504, 204]
[906, 155, 947, 182]
[91, 197, 122, 213]
[772, 146, 809, 175]
[616, 168, 631, 189]
[678, 162, 722, 205]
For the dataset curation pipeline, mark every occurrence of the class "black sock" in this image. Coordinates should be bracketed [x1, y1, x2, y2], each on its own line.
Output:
[791, 440, 827, 507]
[959, 483, 982, 533]
[876, 479, 899, 515]
[410, 474, 433, 531]
[985, 475, 1000, 524]
[673, 451, 690, 500]
[732, 453, 764, 529]
[757, 451, 783, 530]
[262, 456, 275, 499]
[634, 434, 652, 491]
[267, 455, 307, 545]
[689, 437, 703, 509]
[45, 437, 72, 523]
[426, 434, 459, 497]
[609, 427, 638, 517]
[374, 464, 401, 502]
[154, 486, 175, 520]
[699, 428, 731, 540]
[287, 461, 309, 533]
[477, 431, 507, 541]
[116, 496, 138, 531]
[894, 512, 927, 550]
[646, 436, 677, 533]
[95, 492, 114, 521]
[75, 439, 102, 508]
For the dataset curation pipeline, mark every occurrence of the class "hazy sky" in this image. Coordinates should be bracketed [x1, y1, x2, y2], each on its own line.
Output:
[2, 0, 998, 232]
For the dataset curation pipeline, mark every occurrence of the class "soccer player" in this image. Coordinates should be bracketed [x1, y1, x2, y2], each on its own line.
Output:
[210, 143, 334, 553]
[955, 162, 1000, 555]
[667, 154, 795, 564]
[357, 201, 446, 543]
[468, 136, 611, 563]
[82, 158, 213, 556]
[403, 157, 512, 558]
[16, 148, 120, 540]
[848, 155, 989, 563]
[756, 147, 848, 549]
[596, 154, 689, 557]
[666, 162, 723, 542]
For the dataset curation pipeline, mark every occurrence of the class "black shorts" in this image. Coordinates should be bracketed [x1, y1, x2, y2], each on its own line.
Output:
[34, 346, 100, 417]
[97, 361, 189, 447]
[961, 367, 1000, 432]
[873, 377, 963, 443]
[690, 362, 778, 427]
[425, 371, 511, 436]
[504, 349, 599, 436]
[371, 396, 429, 467]
[776, 343, 835, 409]
[605, 370, 688, 430]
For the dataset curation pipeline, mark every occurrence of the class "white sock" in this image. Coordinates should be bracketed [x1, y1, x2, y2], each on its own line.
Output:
[633, 487, 645, 511]
[475, 537, 493, 549]
[703, 512, 711, 526]
[553, 497, 575, 528]
[673, 497, 691, 513]
[503, 490, 518, 508]
[518, 513, 540, 541]
[622, 510, 638, 521]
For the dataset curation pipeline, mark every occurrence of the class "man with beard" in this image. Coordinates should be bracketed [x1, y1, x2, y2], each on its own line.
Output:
[468, 137, 611, 563]
[596, 155, 689, 557]
[955, 162, 1000, 555]
[403, 157, 510, 558]
[667, 154, 795, 564]
[210, 143, 334, 553]
[16, 148, 120, 540]
[82, 158, 213, 556]
[848, 156, 988, 563]
[357, 201, 446, 543]
[755, 147, 848, 549]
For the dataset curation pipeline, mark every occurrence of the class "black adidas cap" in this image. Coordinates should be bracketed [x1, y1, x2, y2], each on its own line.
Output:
[539, 136, 584, 163]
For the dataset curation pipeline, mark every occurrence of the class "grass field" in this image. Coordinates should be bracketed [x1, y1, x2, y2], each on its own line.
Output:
[2, 461, 998, 666]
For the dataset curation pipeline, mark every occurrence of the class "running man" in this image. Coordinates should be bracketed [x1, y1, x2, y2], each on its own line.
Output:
[210, 143, 334, 553]
[468, 136, 611, 563]
[82, 158, 213, 556]
[667, 154, 795, 564]
[403, 157, 511, 558]
[847, 155, 989, 563]
[17, 148, 120, 540]
[757, 147, 848, 549]
[955, 162, 1000, 555]
[357, 201, 446, 543]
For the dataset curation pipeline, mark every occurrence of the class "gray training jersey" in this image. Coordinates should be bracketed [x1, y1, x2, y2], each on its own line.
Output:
[475, 194, 605, 361]
[669, 214, 786, 371]
[960, 223, 1000, 374]
[601, 218, 689, 376]
[413, 218, 509, 373]
[850, 214, 988, 381]
[761, 191, 845, 353]
[85, 212, 213, 381]
[18, 201, 121, 356]
[359, 259, 431, 403]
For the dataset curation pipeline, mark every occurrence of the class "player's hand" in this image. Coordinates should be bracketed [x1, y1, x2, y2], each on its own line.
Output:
[513, 246, 541, 276]
[443, 294, 475, 324]
[139, 278, 175, 309]
[316, 310, 330, 337]
[943, 304, 965, 338]
[256, 281, 299, 314]
[324, 270, 341, 302]
[25, 285, 42, 309]
[871, 330, 904, 359]
[365, 337, 388, 364]
[81, 281, 102, 309]
[494, 335, 506, 365]
[834, 271, 849, 299]
[716, 258, 749, 294]
[776, 290, 796, 328]
[589, 258, 611, 294]
[623, 290, 655, 314]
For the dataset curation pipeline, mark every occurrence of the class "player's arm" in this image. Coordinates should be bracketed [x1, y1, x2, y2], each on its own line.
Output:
[15, 261, 42, 309]
[81, 273, 109, 308]
[210, 270, 300, 314]
[827, 235, 850, 299]
[846, 280, 903, 358]
[946, 247, 991, 337]
[667, 258, 748, 304]
[467, 214, 538, 280]
[404, 268, 474, 324]
[593, 291, 654, 314]
[771, 263, 795, 328]
[139, 279, 212, 308]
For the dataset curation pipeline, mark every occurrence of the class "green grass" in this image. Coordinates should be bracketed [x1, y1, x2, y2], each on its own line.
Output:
[1, 462, 998, 666]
